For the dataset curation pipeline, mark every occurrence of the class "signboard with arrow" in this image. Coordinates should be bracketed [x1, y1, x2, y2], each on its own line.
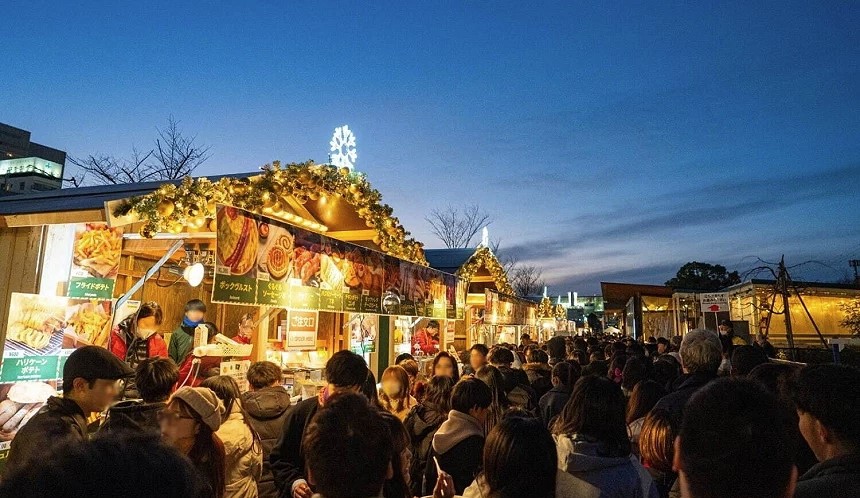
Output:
[700, 292, 729, 313]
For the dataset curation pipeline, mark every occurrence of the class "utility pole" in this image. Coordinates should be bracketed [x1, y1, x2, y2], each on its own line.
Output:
[778, 256, 796, 360]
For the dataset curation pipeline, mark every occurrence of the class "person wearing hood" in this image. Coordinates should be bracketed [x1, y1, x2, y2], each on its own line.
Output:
[201, 375, 263, 498]
[552, 375, 658, 498]
[168, 299, 207, 365]
[108, 302, 168, 397]
[100, 356, 178, 435]
[404, 375, 455, 496]
[243, 361, 291, 498]
[424, 377, 492, 495]
[4, 346, 134, 479]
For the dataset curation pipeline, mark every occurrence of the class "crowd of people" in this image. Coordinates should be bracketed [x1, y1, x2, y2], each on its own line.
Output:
[1, 326, 858, 498]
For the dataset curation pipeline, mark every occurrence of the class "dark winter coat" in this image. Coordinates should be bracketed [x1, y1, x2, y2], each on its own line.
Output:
[653, 372, 716, 427]
[403, 404, 446, 496]
[523, 362, 554, 399]
[795, 453, 860, 498]
[539, 385, 571, 429]
[270, 396, 319, 498]
[243, 387, 291, 498]
[99, 400, 166, 436]
[4, 397, 89, 479]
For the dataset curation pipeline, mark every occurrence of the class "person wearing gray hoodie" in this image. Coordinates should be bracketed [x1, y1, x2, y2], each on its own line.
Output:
[424, 378, 492, 495]
[552, 376, 658, 498]
[242, 361, 291, 498]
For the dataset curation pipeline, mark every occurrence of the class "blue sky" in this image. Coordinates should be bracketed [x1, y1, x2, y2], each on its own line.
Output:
[3, 1, 859, 293]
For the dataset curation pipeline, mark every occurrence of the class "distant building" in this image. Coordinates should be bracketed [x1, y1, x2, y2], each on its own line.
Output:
[0, 123, 66, 194]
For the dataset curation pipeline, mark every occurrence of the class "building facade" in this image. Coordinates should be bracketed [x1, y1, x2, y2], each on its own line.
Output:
[0, 123, 66, 194]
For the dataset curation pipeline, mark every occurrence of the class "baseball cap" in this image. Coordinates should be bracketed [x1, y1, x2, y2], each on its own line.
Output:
[63, 346, 135, 385]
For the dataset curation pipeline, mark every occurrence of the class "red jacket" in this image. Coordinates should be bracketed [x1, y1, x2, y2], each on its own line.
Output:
[108, 325, 168, 362]
[175, 353, 222, 388]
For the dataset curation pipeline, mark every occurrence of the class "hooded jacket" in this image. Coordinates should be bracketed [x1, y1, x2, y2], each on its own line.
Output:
[555, 434, 659, 498]
[99, 400, 166, 436]
[4, 396, 89, 479]
[523, 362, 553, 399]
[795, 453, 860, 498]
[243, 387, 291, 498]
[426, 410, 485, 495]
[404, 403, 447, 496]
[539, 386, 570, 430]
[217, 403, 263, 498]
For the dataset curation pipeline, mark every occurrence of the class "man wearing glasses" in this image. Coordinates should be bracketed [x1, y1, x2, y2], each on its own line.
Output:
[3, 346, 134, 478]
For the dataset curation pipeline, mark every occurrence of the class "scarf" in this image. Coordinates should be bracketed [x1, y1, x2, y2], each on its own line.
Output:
[182, 316, 204, 328]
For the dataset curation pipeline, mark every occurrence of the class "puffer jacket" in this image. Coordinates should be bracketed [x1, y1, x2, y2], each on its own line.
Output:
[243, 387, 291, 498]
[217, 403, 263, 498]
[555, 433, 659, 498]
[99, 400, 166, 436]
[404, 404, 447, 496]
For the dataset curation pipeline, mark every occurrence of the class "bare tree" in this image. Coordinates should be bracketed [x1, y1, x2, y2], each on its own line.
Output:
[490, 238, 517, 274]
[425, 204, 492, 248]
[66, 116, 211, 186]
[510, 264, 545, 297]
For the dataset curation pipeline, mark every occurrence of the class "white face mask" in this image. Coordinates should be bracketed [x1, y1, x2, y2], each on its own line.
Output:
[137, 328, 158, 339]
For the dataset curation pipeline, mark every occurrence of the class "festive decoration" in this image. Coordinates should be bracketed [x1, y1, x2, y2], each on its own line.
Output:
[329, 125, 357, 171]
[537, 297, 567, 320]
[111, 161, 427, 264]
[455, 246, 513, 295]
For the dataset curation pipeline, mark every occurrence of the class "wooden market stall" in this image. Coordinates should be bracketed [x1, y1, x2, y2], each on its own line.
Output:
[0, 162, 457, 383]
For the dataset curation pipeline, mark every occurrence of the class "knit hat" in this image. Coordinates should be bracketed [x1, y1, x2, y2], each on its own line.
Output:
[172, 387, 225, 431]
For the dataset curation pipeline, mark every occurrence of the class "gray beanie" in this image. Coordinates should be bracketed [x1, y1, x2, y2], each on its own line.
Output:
[172, 387, 225, 431]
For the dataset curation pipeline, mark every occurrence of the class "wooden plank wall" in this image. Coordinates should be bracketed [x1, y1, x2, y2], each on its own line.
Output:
[0, 227, 45, 344]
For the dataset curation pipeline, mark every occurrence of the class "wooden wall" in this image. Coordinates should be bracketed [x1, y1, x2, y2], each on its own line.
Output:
[0, 227, 44, 343]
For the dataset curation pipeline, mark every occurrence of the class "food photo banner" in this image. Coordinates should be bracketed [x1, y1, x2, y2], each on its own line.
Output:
[212, 204, 459, 318]
[67, 223, 123, 299]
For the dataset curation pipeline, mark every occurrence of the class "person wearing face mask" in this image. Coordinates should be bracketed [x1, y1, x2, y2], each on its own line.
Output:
[379, 365, 417, 422]
[109, 302, 168, 398]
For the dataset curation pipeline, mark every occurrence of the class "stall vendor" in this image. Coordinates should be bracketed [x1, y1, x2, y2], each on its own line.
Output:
[108, 301, 168, 368]
[176, 322, 222, 388]
[412, 320, 440, 356]
[168, 299, 207, 365]
[234, 313, 254, 345]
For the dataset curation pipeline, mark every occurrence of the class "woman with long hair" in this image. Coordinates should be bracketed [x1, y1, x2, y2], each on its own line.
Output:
[539, 361, 581, 430]
[637, 408, 678, 498]
[159, 387, 227, 498]
[553, 376, 659, 498]
[379, 365, 418, 421]
[404, 375, 455, 496]
[475, 364, 510, 435]
[361, 369, 384, 409]
[200, 376, 263, 498]
[432, 351, 460, 383]
[626, 380, 668, 455]
[379, 411, 412, 498]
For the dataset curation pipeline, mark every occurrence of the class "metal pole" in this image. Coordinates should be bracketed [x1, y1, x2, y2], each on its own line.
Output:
[779, 256, 796, 361]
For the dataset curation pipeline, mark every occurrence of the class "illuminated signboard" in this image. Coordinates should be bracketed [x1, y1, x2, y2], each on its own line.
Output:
[0, 157, 63, 179]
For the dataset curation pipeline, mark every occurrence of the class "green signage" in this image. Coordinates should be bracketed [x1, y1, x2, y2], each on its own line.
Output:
[343, 293, 361, 313]
[289, 286, 320, 311]
[257, 280, 290, 307]
[212, 275, 257, 304]
[360, 295, 381, 314]
[67, 277, 115, 299]
[319, 289, 343, 311]
[0, 354, 61, 383]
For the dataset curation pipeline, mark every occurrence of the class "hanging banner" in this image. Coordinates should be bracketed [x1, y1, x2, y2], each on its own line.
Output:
[0, 292, 114, 473]
[213, 205, 460, 318]
[67, 223, 123, 299]
[484, 289, 537, 326]
[285, 310, 318, 350]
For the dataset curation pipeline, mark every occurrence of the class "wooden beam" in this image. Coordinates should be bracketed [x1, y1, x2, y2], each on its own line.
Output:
[1, 209, 106, 228]
[325, 229, 377, 242]
[284, 197, 321, 225]
[471, 276, 494, 283]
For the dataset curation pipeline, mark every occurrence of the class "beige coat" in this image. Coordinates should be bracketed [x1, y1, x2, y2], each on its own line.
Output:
[217, 404, 263, 498]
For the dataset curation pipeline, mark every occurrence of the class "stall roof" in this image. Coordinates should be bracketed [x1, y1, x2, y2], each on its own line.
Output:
[600, 282, 675, 312]
[725, 279, 860, 293]
[424, 248, 476, 274]
[0, 173, 256, 217]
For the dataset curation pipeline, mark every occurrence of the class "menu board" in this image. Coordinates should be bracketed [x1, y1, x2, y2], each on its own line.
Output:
[0, 292, 114, 472]
[212, 205, 462, 318]
[67, 223, 123, 299]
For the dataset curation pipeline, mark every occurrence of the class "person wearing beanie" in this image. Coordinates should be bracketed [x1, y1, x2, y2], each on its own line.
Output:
[160, 387, 227, 498]
[168, 299, 207, 364]
[4, 346, 134, 478]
